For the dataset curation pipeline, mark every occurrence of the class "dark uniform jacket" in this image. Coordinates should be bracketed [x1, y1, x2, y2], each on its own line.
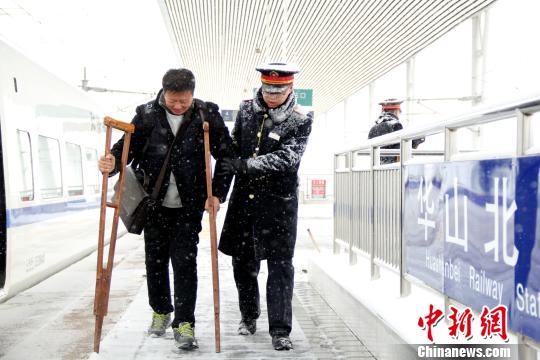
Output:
[219, 90, 313, 260]
[368, 112, 424, 164]
[110, 90, 233, 215]
[368, 112, 403, 142]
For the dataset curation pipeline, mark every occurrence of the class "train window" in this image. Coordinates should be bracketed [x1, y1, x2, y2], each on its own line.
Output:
[38, 135, 62, 199]
[16, 130, 34, 201]
[85, 148, 100, 194]
[65, 142, 83, 196]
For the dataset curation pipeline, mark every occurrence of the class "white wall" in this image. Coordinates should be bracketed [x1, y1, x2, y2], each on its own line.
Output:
[482, 0, 540, 103]
[302, 0, 540, 175]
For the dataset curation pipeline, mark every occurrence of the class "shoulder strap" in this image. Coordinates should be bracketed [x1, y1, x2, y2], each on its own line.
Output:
[150, 106, 194, 199]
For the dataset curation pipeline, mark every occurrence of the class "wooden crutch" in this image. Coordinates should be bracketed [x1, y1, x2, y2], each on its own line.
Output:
[203, 120, 221, 352]
[93, 116, 135, 353]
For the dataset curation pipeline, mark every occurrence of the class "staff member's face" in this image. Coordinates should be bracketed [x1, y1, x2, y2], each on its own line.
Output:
[262, 85, 293, 109]
[164, 90, 193, 115]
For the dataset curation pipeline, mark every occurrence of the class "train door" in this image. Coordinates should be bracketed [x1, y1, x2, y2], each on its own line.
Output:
[0, 116, 5, 289]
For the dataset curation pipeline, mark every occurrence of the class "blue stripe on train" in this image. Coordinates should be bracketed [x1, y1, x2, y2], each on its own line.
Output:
[6, 198, 101, 228]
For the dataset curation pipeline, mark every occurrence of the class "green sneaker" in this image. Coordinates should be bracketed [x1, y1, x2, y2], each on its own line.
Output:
[147, 312, 171, 337]
[173, 322, 198, 350]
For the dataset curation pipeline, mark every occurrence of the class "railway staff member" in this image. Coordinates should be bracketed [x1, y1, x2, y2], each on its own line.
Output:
[98, 68, 233, 351]
[218, 62, 313, 351]
[367, 98, 424, 164]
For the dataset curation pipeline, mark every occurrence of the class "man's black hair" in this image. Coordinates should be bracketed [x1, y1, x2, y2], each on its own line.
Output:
[162, 68, 195, 93]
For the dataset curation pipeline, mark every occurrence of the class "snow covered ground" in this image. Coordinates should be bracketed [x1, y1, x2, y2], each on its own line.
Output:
[0, 202, 348, 360]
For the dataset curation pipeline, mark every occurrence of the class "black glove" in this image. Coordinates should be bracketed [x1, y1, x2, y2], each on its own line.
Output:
[412, 137, 425, 149]
[219, 158, 248, 176]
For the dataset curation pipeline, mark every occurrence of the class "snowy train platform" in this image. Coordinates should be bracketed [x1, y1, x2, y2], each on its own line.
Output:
[92, 233, 314, 359]
[0, 203, 377, 360]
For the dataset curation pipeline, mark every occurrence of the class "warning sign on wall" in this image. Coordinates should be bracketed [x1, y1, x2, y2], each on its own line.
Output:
[311, 179, 326, 199]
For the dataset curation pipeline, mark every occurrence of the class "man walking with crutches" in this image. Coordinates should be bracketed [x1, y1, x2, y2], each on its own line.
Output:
[98, 68, 233, 350]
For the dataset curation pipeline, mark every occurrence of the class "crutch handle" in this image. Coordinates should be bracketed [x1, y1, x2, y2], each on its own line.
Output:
[104, 116, 135, 133]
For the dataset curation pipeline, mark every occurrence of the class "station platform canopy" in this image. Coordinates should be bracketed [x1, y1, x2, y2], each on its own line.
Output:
[158, 0, 495, 113]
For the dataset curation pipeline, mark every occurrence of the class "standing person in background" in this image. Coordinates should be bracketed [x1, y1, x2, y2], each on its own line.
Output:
[367, 98, 424, 164]
[97, 68, 233, 351]
[218, 62, 313, 351]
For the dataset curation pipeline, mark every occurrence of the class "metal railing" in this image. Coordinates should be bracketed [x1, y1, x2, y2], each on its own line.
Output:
[333, 95, 540, 355]
[334, 95, 540, 274]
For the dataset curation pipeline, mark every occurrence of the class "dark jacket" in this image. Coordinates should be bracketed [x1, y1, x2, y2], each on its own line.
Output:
[219, 90, 313, 260]
[110, 90, 234, 214]
[368, 112, 403, 144]
[368, 112, 424, 164]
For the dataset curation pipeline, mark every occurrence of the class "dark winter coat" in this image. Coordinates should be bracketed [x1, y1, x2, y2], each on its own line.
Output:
[368, 112, 424, 164]
[368, 112, 403, 144]
[219, 90, 313, 260]
[110, 90, 233, 216]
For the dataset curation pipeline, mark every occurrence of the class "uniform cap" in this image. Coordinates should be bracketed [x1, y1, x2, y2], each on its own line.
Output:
[256, 62, 299, 93]
[379, 98, 403, 111]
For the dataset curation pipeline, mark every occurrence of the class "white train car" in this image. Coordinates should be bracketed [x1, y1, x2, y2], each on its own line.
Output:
[0, 40, 110, 302]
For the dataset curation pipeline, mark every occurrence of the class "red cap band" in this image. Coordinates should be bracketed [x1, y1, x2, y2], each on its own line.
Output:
[261, 74, 294, 85]
[382, 104, 401, 110]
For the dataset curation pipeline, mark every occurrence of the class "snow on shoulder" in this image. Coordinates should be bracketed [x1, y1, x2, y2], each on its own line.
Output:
[293, 104, 308, 117]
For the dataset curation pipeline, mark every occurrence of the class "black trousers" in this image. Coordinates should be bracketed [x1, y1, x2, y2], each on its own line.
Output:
[143, 206, 202, 328]
[232, 255, 295, 336]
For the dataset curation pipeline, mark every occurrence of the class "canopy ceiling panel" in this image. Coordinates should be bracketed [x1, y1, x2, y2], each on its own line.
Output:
[159, 0, 495, 113]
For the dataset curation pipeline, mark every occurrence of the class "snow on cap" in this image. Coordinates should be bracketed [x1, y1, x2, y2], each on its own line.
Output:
[378, 98, 403, 111]
[256, 62, 299, 93]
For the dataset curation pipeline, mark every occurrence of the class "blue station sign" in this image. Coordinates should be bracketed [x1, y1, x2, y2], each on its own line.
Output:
[403, 156, 540, 342]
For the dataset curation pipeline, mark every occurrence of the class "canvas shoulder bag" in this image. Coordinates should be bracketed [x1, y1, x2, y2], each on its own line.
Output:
[113, 117, 183, 234]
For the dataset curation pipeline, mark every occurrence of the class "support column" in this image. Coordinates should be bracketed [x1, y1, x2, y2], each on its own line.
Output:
[470, 11, 489, 146]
